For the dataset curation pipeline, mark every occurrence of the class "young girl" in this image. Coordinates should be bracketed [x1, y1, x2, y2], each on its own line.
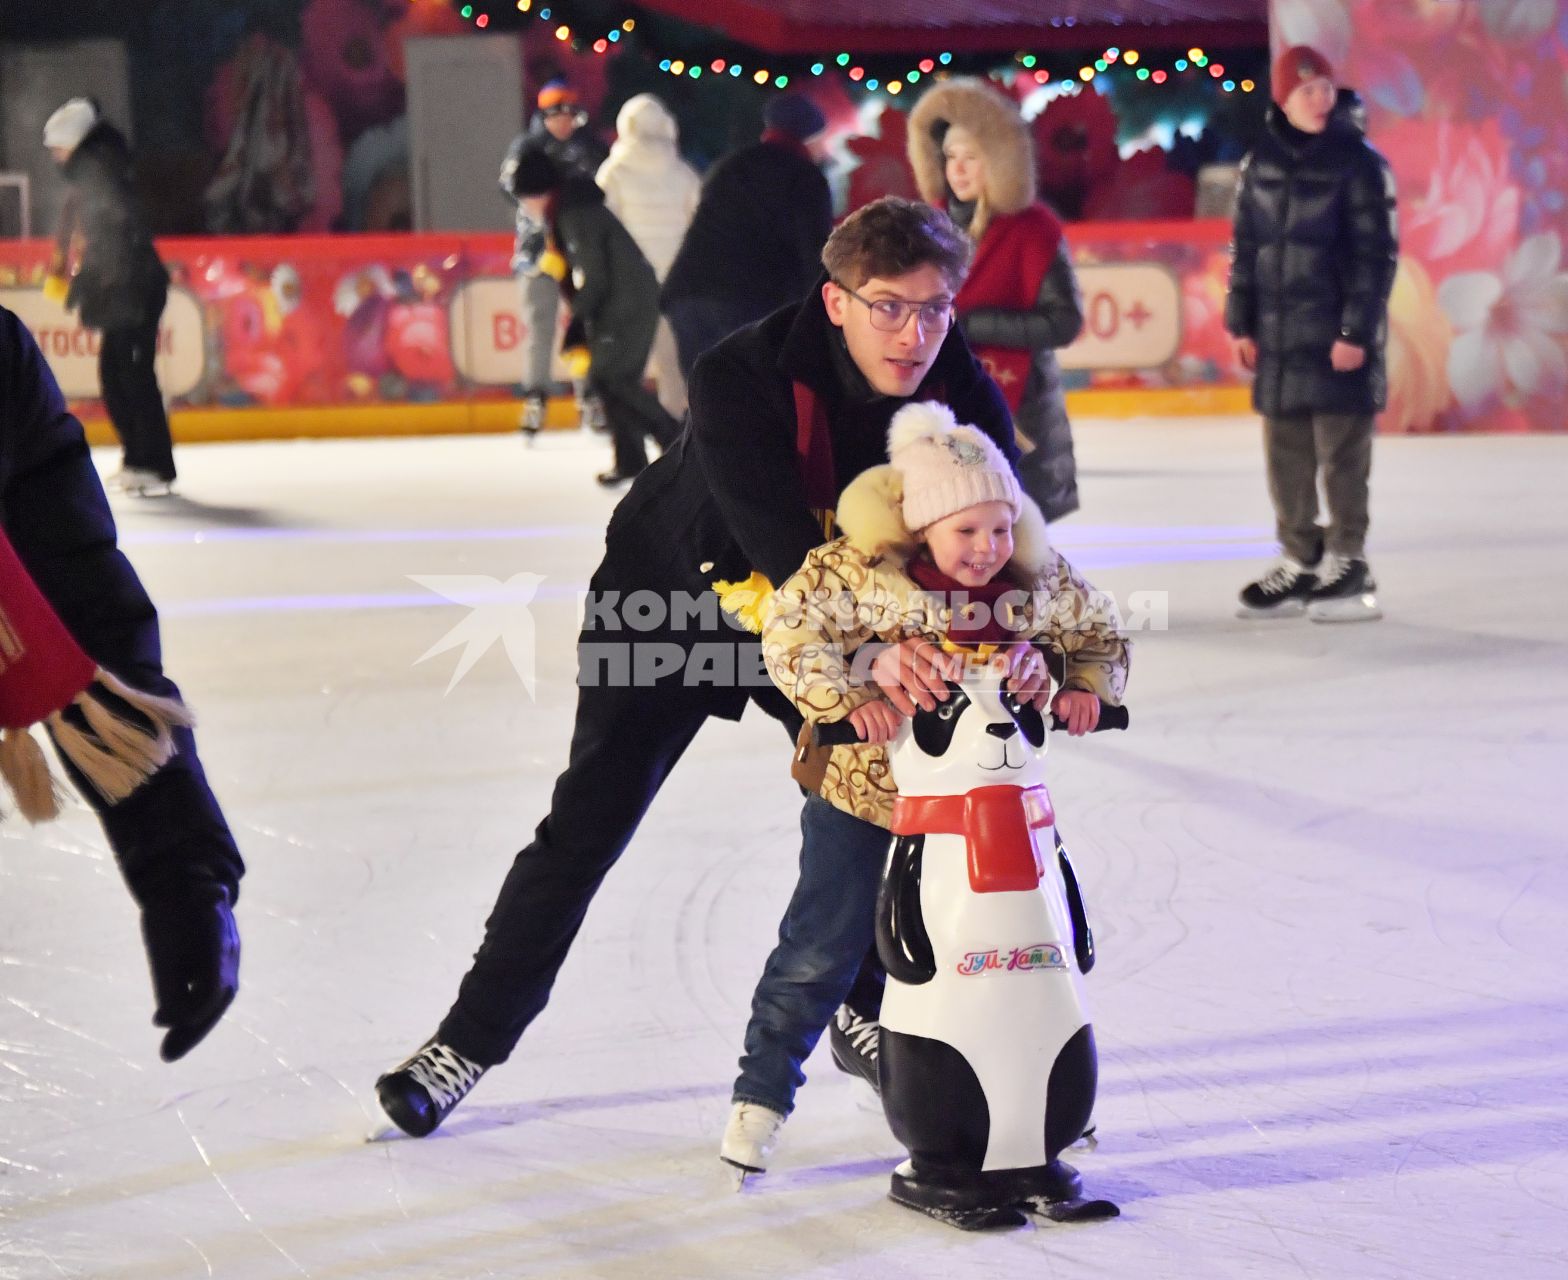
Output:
[721, 401, 1128, 1177]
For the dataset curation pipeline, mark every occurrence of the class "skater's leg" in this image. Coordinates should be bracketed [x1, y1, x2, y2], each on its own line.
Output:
[519, 272, 559, 398]
[119, 310, 174, 482]
[1261, 413, 1322, 564]
[96, 329, 133, 467]
[1313, 412, 1375, 559]
[436, 679, 710, 1065]
[733, 797, 889, 1115]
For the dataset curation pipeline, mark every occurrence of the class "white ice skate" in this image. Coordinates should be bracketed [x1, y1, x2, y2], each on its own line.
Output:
[719, 1101, 785, 1188]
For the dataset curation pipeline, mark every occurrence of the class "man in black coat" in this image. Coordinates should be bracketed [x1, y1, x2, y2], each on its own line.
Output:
[660, 93, 834, 379]
[508, 148, 681, 486]
[1, 304, 242, 1062]
[43, 99, 175, 496]
[376, 197, 1035, 1137]
[1226, 47, 1398, 622]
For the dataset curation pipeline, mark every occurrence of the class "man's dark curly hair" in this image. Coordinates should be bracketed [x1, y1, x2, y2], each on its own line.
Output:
[821, 196, 973, 291]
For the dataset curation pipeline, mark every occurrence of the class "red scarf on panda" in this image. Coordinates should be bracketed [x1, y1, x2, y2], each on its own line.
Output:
[955, 203, 1064, 413]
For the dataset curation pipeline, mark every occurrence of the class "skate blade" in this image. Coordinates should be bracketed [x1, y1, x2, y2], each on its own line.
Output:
[1308, 594, 1382, 623]
[1020, 1194, 1120, 1224]
[365, 1121, 406, 1143]
[720, 1156, 764, 1191]
[1070, 1125, 1099, 1152]
[1236, 599, 1307, 620]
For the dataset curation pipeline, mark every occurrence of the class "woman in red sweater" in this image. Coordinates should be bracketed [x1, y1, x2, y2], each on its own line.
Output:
[908, 78, 1085, 521]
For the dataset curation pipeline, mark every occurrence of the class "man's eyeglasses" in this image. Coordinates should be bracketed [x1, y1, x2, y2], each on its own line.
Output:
[833, 281, 955, 333]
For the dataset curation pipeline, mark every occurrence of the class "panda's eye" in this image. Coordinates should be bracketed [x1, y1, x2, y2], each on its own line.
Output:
[938, 701, 957, 720]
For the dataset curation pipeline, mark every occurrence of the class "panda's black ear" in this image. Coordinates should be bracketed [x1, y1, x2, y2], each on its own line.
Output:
[912, 682, 970, 756]
[1002, 689, 1046, 747]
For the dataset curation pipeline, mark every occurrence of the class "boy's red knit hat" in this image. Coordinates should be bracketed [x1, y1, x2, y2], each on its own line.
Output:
[1271, 45, 1335, 107]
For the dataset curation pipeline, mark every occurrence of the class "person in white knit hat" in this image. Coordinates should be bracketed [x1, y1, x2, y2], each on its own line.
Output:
[718, 399, 1129, 1180]
[42, 97, 176, 497]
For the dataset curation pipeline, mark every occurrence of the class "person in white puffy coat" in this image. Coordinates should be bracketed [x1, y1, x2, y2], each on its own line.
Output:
[595, 94, 700, 418]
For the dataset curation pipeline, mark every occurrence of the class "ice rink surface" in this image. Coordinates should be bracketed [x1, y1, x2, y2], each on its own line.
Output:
[2, 418, 1565, 1279]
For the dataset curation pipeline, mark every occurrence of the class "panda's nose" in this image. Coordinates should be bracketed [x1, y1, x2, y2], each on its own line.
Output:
[986, 722, 1018, 741]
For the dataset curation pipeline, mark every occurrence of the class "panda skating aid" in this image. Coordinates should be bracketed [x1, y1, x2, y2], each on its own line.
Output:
[816, 671, 1127, 1229]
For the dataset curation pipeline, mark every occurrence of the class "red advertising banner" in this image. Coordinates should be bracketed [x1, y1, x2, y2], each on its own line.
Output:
[0, 225, 1250, 431]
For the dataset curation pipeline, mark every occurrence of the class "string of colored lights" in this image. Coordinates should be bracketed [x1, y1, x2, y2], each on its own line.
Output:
[438, 1, 1257, 97]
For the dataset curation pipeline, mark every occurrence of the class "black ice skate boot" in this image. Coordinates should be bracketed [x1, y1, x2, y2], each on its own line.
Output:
[1306, 553, 1382, 623]
[376, 1039, 487, 1136]
[1237, 554, 1319, 618]
[828, 1004, 881, 1094]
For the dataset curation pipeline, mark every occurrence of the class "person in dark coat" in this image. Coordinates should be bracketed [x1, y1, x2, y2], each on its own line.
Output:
[1, 304, 243, 1062]
[1226, 47, 1398, 621]
[374, 197, 1039, 1139]
[660, 92, 834, 379]
[42, 99, 175, 496]
[500, 81, 610, 436]
[508, 147, 681, 486]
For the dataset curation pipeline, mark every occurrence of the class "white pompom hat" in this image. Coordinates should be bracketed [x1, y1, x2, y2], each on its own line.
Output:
[43, 98, 98, 152]
[886, 401, 1021, 531]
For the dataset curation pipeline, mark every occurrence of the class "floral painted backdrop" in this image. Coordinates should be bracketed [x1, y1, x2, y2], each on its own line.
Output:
[1273, 0, 1568, 432]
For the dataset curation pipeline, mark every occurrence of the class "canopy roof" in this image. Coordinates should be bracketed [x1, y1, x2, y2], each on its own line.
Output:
[629, 0, 1268, 54]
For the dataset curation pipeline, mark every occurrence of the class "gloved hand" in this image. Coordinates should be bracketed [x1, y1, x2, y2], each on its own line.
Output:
[562, 346, 591, 378]
[536, 249, 568, 282]
[42, 273, 70, 305]
[139, 881, 240, 1062]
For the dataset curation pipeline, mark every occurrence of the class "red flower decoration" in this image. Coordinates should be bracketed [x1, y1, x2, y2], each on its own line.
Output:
[1032, 89, 1119, 220]
[844, 106, 919, 210]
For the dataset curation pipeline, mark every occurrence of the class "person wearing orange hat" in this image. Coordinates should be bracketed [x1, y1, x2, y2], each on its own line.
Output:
[1227, 46, 1397, 622]
[500, 80, 609, 437]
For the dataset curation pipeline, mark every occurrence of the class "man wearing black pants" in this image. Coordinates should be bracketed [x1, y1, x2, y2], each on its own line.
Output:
[376, 198, 1031, 1136]
[43, 98, 175, 497]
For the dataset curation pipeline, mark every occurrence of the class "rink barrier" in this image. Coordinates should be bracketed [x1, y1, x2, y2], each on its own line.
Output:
[0, 220, 1249, 443]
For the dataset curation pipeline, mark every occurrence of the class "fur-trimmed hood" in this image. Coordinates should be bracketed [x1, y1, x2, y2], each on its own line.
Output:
[907, 77, 1036, 240]
[834, 462, 1054, 583]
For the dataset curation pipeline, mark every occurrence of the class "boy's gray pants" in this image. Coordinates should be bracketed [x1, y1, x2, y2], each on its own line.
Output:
[518, 270, 559, 396]
[1263, 412, 1375, 563]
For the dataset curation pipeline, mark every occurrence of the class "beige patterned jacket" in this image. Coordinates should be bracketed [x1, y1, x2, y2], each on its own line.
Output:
[762, 465, 1129, 828]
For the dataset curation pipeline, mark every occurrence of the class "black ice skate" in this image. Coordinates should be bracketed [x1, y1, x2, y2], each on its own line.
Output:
[1306, 554, 1382, 623]
[376, 1039, 486, 1137]
[828, 1004, 880, 1094]
[1237, 555, 1319, 618]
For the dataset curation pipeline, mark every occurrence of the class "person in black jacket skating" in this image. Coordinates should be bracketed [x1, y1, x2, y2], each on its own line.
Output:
[1, 304, 243, 1062]
[660, 93, 833, 378]
[1226, 47, 1398, 622]
[42, 99, 175, 497]
[507, 147, 681, 486]
[374, 197, 1047, 1138]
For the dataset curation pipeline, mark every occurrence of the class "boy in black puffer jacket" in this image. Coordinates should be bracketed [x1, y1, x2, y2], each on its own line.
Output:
[1226, 47, 1398, 622]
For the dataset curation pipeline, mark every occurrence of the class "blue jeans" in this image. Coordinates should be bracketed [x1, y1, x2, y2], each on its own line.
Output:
[733, 796, 891, 1115]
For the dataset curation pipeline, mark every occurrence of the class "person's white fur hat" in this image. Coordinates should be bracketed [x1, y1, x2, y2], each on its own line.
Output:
[887, 401, 1021, 531]
[43, 98, 98, 152]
